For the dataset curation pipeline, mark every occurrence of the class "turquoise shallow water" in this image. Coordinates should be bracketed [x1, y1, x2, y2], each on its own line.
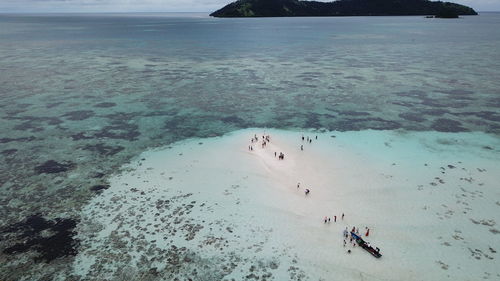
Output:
[0, 12, 499, 280]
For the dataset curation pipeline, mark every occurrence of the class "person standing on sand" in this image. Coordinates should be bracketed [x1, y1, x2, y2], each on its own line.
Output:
[342, 213, 344, 220]
[366, 228, 370, 237]
[334, 215, 337, 222]
[315, 135, 317, 140]
[297, 182, 300, 189]
[300, 145, 303, 151]
[324, 217, 327, 223]
[328, 217, 331, 223]
[275, 152, 276, 157]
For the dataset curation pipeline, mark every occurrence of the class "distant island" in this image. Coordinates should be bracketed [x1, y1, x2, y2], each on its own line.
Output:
[210, 0, 477, 18]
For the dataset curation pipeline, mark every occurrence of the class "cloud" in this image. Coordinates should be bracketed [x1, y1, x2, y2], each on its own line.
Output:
[0, 0, 234, 12]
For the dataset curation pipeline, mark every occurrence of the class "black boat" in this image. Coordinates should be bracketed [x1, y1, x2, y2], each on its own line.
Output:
[351, 231, 382, 258]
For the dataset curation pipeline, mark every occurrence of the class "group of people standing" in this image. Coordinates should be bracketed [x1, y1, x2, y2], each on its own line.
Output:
[300, 135, 317, 150]
[248, 133, 286, 160]
[323, 213, 344, 224]
[297, 182, 312, 196]
[343, 226, 371, 250]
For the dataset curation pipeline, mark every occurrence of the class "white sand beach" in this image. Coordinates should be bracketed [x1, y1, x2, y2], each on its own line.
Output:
[73, 129, 500, 281]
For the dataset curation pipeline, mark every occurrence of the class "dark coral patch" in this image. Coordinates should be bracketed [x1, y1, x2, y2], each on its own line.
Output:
[1, 149, 18, 156]
[95, 112, 141, 141]
[333, 118, 401, 131]
[70, 132, 95, 141]
[1, 214, 79, 263]
[363, 118, 401, 130]
[399, 112, 425, 122]
[419, 109, 449, 116]
[90, 184, 110, 193]
[11, 116, 62, 132]
[62, 110, 95, 121]
[344, 75, 365, 81]
[82, 143, 124, 156]
[94, 123, 140, 141]
[431, 118, 468, 132]
[453, 111, 500, 122]
[395, 90, 427, 99]
[220, 116, 247, 126]
[94, 102, 116, 108]
[436, 89, 475, 100]
[420, 97, 443, 107]
[0, 136, 36, 143]
[486, 97, 500, 108]
[304, 113, 322, 129]
[34, 160, 75, 174]
[46, 102, 64, 109]
[391, 101, 415, 108]
[342, 111, 370, 117]
[92, 172, 106, 178]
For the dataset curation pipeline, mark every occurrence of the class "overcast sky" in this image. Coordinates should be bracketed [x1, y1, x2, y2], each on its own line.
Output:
[0, 0, 498, 13]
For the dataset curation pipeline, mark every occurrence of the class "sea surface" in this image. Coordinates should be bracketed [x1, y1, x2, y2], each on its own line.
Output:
[0, 12, 499, 280]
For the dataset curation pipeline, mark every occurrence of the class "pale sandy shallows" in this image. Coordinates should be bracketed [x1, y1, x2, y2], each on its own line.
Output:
[73, 129, 499, 281]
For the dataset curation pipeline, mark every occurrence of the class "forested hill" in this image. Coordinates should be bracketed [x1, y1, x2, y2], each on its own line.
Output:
[210, 0, 478, 17]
